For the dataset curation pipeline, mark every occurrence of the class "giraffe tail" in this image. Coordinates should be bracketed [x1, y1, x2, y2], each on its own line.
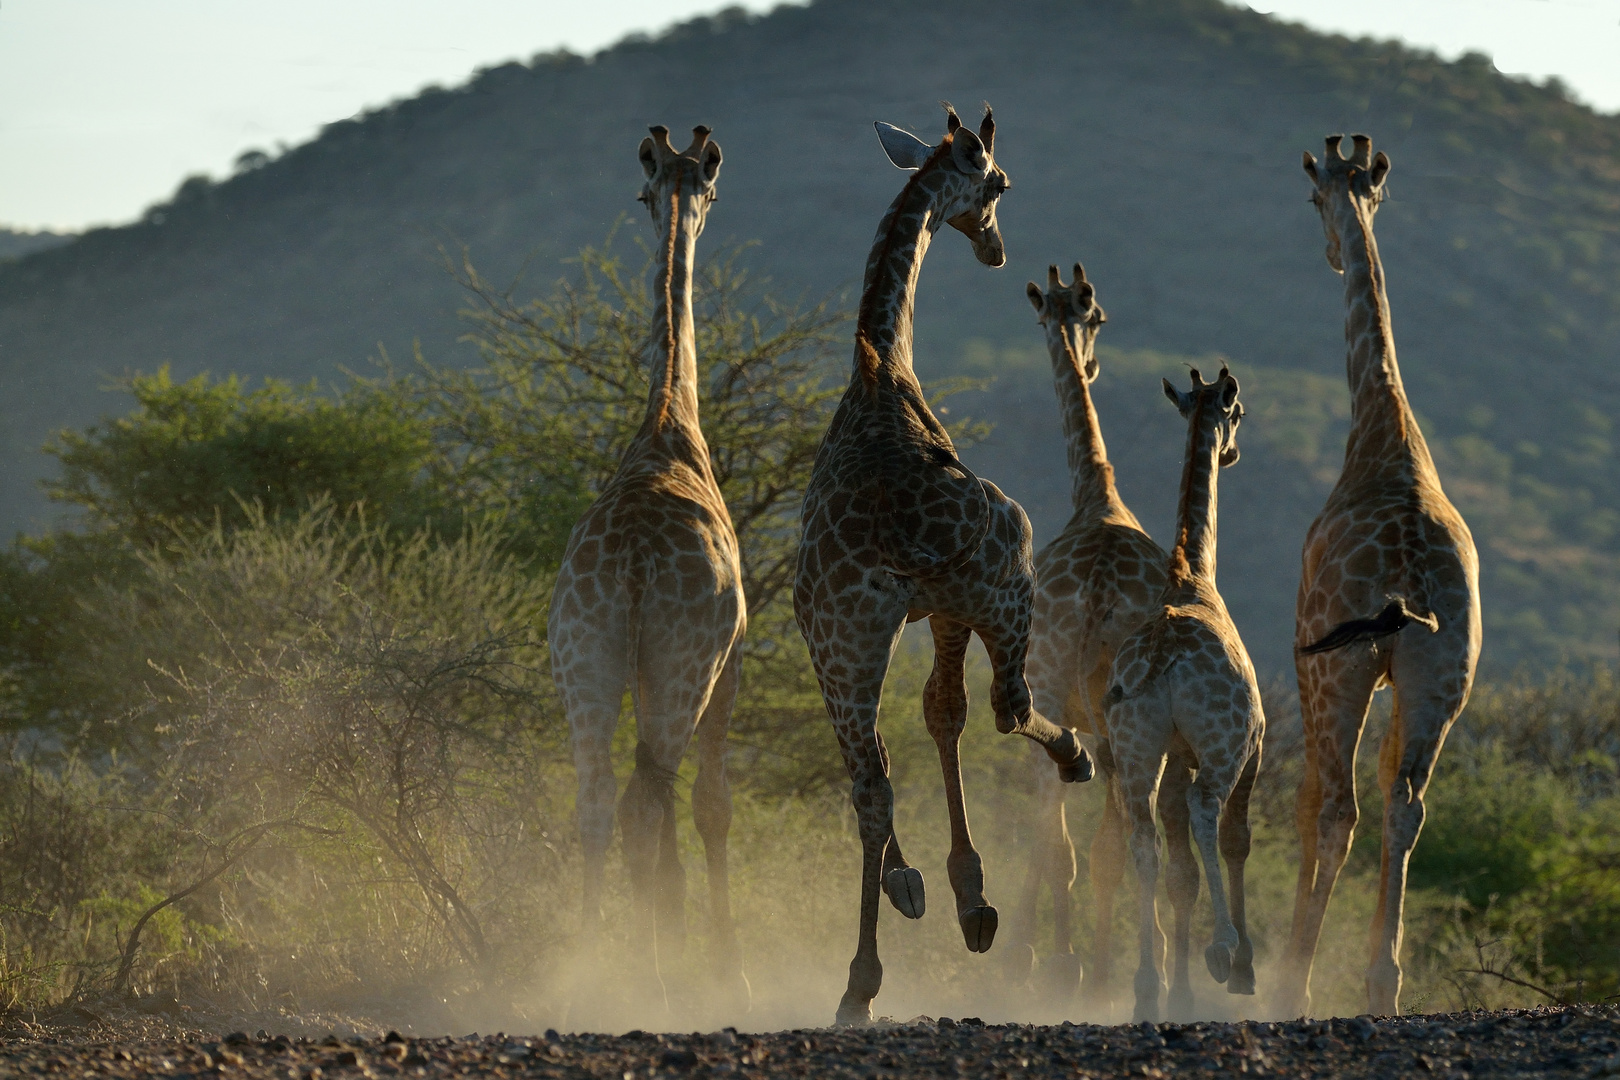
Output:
[1298, 597, 1438, 655]
[873, 445, 993, 578]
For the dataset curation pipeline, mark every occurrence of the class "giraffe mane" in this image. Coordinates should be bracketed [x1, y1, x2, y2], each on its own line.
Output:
[1168, 384, 1211, 585]
[856, 136, 957, 389]
[651, 178, 682, 428]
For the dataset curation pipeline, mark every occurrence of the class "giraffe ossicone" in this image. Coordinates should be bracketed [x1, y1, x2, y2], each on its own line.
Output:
[548, 122, 748, 1019]
[793, 103, 1090, 1028]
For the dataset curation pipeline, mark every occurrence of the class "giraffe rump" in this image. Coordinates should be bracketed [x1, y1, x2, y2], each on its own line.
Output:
[872, 443, 993, 578]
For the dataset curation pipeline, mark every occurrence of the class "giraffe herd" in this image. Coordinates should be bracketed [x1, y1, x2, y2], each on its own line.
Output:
[547, 111, 1479, 1027]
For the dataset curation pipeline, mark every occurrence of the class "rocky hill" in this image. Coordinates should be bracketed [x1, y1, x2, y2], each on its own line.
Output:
[0, 229, 72, 262]
[2, 0, 1617, 675]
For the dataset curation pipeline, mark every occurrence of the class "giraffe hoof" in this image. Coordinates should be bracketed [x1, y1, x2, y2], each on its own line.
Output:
[959, 905, 998, 953]
[1205, 942, 1232, 984]
[884, 866, 926, 919]
[835, 995, 873, 1027]
[1057, 741, 1093, 784]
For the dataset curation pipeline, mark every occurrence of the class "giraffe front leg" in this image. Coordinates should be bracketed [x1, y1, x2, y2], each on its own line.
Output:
[1001, 742, 1048, 986]
[1037, 766, 1082, 1002]
[924, 617, 996, 953]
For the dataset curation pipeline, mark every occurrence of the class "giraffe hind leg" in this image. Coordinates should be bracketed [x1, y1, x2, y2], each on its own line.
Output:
[1220, 751, 1259, 995]
[1157, 751, 1199, 1021]
[693, 646, 749, 1007]
[925, 616, 996, 952]
[979, 611, 1093, 781]
[1278, 650, 1380, 1017]
[1367, 660, 1465, 1016]
[555, 619, 630, 937]
[870, 726, 925, 920]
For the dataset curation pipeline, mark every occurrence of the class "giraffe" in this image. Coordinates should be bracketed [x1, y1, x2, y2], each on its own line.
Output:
[1277, 134, 1481, 1018]
[793, 104, 1093, 1027]
[1005, 263, 1168, 1009]
[547, 124, 748, 1010]
[1105, 366, 1264, 1023]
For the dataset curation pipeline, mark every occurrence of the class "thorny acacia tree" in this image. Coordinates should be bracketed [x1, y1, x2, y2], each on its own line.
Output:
[402, 236, 847, 603]
[130, 505, 560, 979]
[389, 237, 860, 788]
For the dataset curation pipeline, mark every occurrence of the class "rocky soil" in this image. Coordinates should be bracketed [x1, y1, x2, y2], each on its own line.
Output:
[2, 1006, 1619, 1079]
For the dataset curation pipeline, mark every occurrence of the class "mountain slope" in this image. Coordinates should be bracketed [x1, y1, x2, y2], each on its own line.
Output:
[2, 0, 1617, 674]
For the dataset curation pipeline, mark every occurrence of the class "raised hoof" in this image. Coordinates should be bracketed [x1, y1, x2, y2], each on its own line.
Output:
[1226, 964, 1256, 996]
[1057, 738, 1093, 784]
[884, 866, 926, 919]
[1205, 941, 1232, 984]
[835, 994, 872, 1027]
[959, 905, 999, 953]
[1036, 952, 1082, 1001]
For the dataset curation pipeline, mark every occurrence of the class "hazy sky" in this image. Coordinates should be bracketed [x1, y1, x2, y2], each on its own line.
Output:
[2, 0, 1617, 232]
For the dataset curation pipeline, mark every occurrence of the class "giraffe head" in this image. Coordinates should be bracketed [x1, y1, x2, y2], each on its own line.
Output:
[1163, 366, 1244, 467]
[637, 124, 723, 236]
[1302, 133, 1390, 274]
[874, 104, 1010, 266]
[1026, 262, 1106, 380]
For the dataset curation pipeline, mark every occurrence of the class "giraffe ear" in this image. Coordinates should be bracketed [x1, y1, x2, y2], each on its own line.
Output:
[951, 127, 990, 178]
[701, 140, 723, 184]
[1302, 151, 1318, 182]
[639, 137, 658, 179]
[1026, 282, 1044, 312]
[875, 122, 933, 170]
[1220, 377, 1240, 410]
[1163, 378, 1191, 415]
[1370, 150, 1391, 188]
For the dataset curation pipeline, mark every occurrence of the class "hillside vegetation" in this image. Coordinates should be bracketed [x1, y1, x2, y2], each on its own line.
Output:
[2, 0, 1619, 672]
[0, 236, 1615, 1024]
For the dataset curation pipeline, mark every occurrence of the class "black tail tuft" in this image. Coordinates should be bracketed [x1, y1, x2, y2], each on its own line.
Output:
[1299, 598, 1439, 655]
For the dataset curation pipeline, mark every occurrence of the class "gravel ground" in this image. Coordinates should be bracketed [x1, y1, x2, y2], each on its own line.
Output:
[2, 1006, 1619, 1079]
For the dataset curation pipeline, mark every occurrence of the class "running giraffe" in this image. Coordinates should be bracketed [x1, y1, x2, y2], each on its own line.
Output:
[794, 105, 1091, 1026]
[1277, 134, 1480, 1018]
[549, 124, 748, 1010]
[1006, 263, 1166, 1009]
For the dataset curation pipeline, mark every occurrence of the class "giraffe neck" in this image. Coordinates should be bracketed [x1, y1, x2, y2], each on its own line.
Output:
[853, 155, 958, 397]
[629, 183, 707, 464]
[1168, 399, 1221, 588]
[1333, 196, 1436, 480]
[1045, 320, 1132, 525]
